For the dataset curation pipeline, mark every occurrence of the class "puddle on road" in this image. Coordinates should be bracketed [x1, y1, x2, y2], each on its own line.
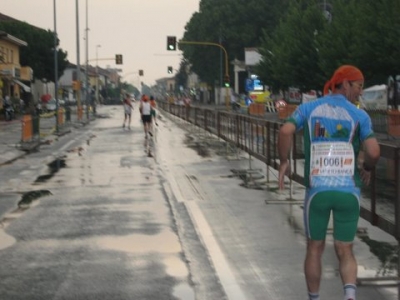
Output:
[18, 190, 52, 208]
[359, 235, 398, 275]
[0, 190, 51, 250]
[67, 146, 85, 156]
[0, 228, 16, 250]
[173, 282, 195, 300]
[95, 229, 182, 254]
[95, 229, 193, 297]
[164, 254, 189, 277]
[184, 135, 211, 158]
[86, 134, 97, 146]
[34, 157, 67, 183]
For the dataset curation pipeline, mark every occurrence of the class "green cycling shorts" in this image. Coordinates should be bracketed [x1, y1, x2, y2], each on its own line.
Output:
[304, 190, 360, 242]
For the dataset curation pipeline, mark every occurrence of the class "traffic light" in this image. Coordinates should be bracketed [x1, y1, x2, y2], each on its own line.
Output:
[115, 54, 123, 65]
[224, 75, 230, 87]
[139, 69, 144, 76]
[167, 36, 177, 51]
[167, 66, 173, 74]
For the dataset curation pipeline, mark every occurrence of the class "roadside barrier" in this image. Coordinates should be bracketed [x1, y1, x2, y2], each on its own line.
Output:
[20, 107, 80, 142]
[21, 114, 33, 142]
[278, 103, 297, 119]
[159, 101, 400, 295]
[77, 106, 83, 121]
[387, 110, 400, 137]
[21, 114, 40, 151]
[57, 108, 65, 126]
[248, 103, 265, 116]
[265, 100, 277, 113]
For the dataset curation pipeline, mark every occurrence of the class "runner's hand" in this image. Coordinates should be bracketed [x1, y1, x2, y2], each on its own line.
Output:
[360, 168, 371, 185]
[278, 160, 290, 190]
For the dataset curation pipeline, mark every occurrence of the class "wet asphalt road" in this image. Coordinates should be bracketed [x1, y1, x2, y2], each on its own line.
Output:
[0, 105, 398, 300]
[0, 105, 225, 300]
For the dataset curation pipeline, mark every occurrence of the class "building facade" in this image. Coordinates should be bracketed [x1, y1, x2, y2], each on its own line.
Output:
[0, 31, 32, 110]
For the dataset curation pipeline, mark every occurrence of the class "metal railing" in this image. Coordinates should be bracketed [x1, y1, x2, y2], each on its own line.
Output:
[159, 101, 400, 294]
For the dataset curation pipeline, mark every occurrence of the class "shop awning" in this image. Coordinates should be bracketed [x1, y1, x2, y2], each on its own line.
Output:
[13, 79, 31, 93]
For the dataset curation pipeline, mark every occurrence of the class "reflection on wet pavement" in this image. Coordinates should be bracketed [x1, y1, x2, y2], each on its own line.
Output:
[95, 230, 182, 254]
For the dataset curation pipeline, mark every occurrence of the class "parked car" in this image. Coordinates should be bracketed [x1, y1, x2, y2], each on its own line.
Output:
[44, 99, 65, 112]
[45, 99, 57, 111]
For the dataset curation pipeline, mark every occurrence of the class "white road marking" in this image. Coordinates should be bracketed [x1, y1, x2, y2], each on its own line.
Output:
[185, 201, 247, 300]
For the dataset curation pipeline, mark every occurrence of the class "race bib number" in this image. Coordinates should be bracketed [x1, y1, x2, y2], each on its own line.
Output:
[310, 142, 354, 177]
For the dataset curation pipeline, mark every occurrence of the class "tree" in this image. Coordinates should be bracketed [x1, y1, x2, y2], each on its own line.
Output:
[180, 0, 289, 86]
[0, 20, 69, 81]
[174, 59, 190, 90]
[350, 0, 400, 85]
[316, 0, 362, 81]
[258, 0, 400, 92]
[185, 0, 400, 94]
[257, 0, 326, 92]
[120, 82, 140, 97]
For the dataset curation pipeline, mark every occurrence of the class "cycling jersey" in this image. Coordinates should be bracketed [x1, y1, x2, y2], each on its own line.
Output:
[286, 94, 375, 196]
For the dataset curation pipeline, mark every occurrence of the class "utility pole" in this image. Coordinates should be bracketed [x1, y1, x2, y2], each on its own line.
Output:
[96, 44, 101, 112]
[53, 0, 59, 134]
[85, 0, 90, 119]
[75, 0, 82, 118]
[219, 29, 222, 107]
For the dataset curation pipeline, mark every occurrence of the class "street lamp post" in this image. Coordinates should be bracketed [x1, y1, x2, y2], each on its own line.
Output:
[75, 0, 81, 111]
[96, 44, 101, 109]
[53, 0, 59, 134]
[85, 0, 90, 119]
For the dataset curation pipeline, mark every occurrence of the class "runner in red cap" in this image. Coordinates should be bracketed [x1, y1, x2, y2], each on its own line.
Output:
[278, 65, 380, 300]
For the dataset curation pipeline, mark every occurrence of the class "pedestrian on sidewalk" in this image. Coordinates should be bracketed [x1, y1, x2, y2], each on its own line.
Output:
[122, 94, 133, 129]
[139, 94, 152, 138]
[277, 65, 380, 300]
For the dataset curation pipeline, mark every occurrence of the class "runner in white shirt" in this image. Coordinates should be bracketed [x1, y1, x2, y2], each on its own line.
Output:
[139, 95, 152, 138]
[122, 94, 133, 129]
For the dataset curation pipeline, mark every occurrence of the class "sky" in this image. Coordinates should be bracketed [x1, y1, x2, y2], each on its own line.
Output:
[1, 0, 200, 86]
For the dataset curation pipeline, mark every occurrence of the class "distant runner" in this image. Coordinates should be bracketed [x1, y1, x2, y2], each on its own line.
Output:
[122, 94, 133, 130]
[139, 95, 152, 138]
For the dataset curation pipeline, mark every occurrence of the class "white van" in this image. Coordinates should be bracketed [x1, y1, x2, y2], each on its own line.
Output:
[359, 84, 387, 110]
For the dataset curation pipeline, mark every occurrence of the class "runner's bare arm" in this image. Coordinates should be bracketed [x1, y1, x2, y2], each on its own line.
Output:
[278, 122, 296, 189]
[362, 137, 380, 170]
[278, 123, 296, 162]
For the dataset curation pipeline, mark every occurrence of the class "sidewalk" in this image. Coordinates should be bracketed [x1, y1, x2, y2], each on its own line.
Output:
[0, 111, 93, 166]
[0, 118, 27, 166]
